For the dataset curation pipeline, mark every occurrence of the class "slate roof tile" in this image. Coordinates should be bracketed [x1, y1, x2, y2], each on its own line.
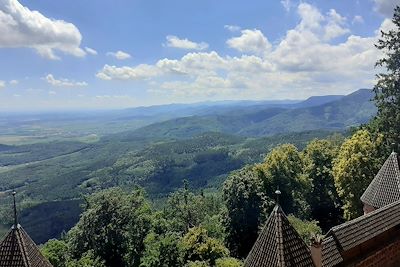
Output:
[245, 205, 315, 267]
[361, 152, 400, 208]
[0, 225, 53, 267]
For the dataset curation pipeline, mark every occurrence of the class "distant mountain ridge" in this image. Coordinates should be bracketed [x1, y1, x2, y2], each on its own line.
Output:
[292, 95, 344, 108]
[124, 89, 375, 139]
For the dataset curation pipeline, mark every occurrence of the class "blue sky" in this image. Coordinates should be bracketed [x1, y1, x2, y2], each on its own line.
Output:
[0, 0, 398, 110]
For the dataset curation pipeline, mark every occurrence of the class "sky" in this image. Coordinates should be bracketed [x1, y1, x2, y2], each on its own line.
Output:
[0, 0, 399, 110]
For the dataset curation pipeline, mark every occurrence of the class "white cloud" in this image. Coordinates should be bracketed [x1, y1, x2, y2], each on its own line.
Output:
[352, 15, 364, 24]
[281, 0, 291, 12]
[45, 74, 88, 87]
[297, 3, 324, 30]
[48, 90, 56, 95]
[9, 79, 18, 85]
[0, 80, 5, 89]
[226, 29, 272, 56]
[96, 3, 385, 101]
[324, 9, 350, 40]
[96, 64, 161, 80]
[85, 47, 98, 55]
[373, 0, 399, 17]
[0, 0, 85, 60]
[97, 51, 274, 82]
[107, 50, 131, 60]
[224, 25, 241, 32]
[165, 35, 209, 50]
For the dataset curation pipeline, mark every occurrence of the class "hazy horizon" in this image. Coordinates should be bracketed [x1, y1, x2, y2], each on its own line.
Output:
[0, 88, 367, 113]
[0, 0, 396, 110]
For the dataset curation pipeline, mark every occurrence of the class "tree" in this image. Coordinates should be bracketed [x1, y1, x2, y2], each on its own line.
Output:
[140, 232, 182, 267]
[287, 215, 322, 245]
[185, 261, 210, 267]
[259, 144, 308, 217]
[302, 139, 343, 231]
[333, 130, 383, 220]
[373, 6, 400, 149]
[41, 239, 69, 267]
[163, 181, 224, 236]
[67, 188, 152, 267]
[66, 251, 105, 267]
[215, 258, 243, 267]
[223, 167, 268, 258]
[180, 227, 229, 266]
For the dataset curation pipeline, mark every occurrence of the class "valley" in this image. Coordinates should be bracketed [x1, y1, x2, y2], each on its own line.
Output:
[0, 89, 373, 243]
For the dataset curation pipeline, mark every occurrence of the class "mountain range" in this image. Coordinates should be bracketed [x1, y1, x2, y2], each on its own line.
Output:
[0, 88, 377, 243]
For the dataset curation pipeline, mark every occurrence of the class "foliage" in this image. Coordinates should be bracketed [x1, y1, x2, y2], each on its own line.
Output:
[302, 139, 343, 231]
[259, 144, 308, 217]
[67, 188, 152, 267]
[215, 258, 243, 267]
[65, 251, 106, 267]
[163, 181, 225, 235]
[223, 167, 268, 258]
[41, 239, 69, 267]
[180, 227, 229, 266]
[373, 6, 400, 149]
[185, 261, 210, 267]
[140, 232, 182, 267]
[333, 130, 384, 220]
[287, 215, 322, 245]
[0, 129, 337, 243]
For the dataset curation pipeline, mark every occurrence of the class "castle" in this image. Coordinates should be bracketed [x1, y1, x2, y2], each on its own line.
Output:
[245, 151, 400, 267]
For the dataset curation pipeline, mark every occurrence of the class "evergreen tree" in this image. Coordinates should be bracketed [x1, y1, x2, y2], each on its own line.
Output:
[373, 5, 400, 149]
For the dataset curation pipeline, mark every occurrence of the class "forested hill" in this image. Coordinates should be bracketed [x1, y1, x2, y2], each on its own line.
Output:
[123, 89, 375, 139]
[0, 88, 373, 243]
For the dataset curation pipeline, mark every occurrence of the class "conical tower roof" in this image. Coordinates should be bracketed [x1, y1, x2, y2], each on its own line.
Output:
[361, 152, 400, 209]
[0, 225, 53, 267]
[244, 205, 315, 267]
[0, 191, 52, 267]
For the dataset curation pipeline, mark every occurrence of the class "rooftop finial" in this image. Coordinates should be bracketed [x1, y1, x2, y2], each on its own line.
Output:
[275, 186, 281, 205]
[392, 143, 397, 153]
[12, 191, 17, 228]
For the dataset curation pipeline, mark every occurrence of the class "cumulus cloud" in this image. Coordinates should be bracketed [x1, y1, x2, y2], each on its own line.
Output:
[85, 47, 98, 55]
[224, 25, 241, 32]
[165, 35, 209, 50]
[107, 50, 131, 60]
[96, 64, 161, 80]
[0, 0, 85, 59]
[96, 3, 385, 101]
[9, 79, 18, 85]
[226, 29, 272, 56]
[373, 0, 399, 17]
[323, 9, 350, 40]
[45, 74, 88, 87]
[0, 80, 5, 89]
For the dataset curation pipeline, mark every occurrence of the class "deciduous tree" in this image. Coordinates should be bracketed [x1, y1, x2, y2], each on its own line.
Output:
[333, 130, 383, 220]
